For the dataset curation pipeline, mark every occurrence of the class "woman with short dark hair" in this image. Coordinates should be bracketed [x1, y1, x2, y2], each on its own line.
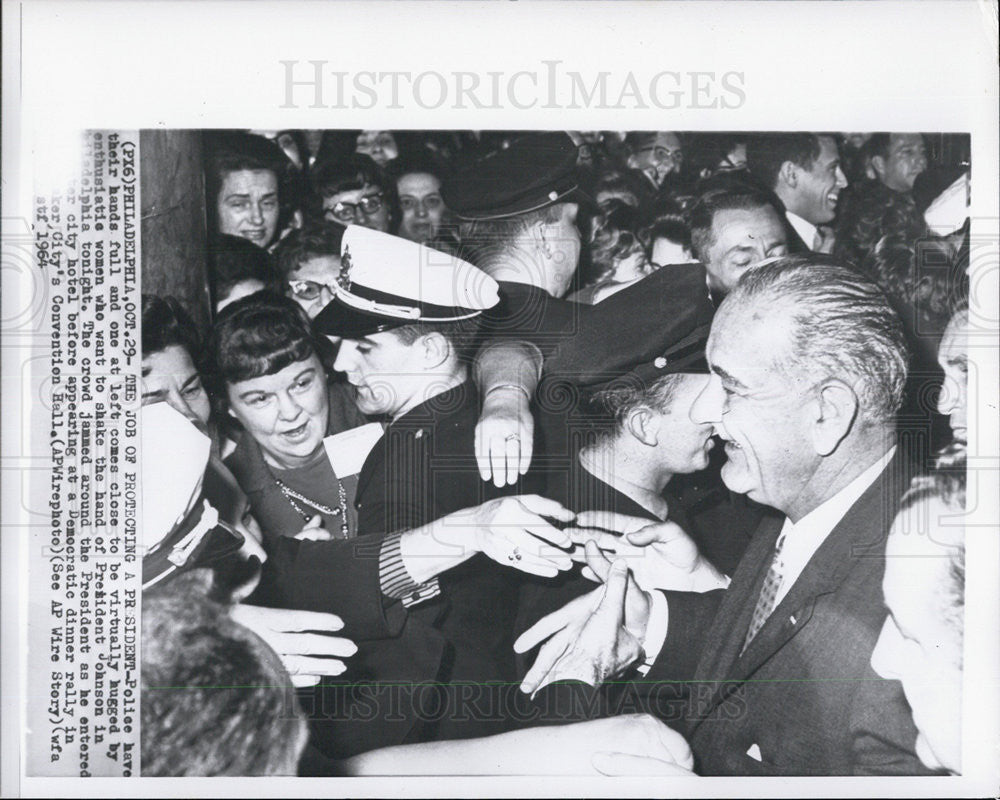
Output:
[211, 292, 367, 545]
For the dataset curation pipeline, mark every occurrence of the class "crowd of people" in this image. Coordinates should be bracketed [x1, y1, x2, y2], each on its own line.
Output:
[139, 128, 972, 777]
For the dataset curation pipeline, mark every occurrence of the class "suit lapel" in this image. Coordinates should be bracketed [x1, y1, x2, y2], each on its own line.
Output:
[690, 449, 908, 724]
[693, 515, 783, 685]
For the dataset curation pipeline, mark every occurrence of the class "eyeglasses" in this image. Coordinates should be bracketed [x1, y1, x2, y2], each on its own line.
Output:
[325, 193, 385, 223]
[640, 146, 684, 164]
[288, 279, 338, 301]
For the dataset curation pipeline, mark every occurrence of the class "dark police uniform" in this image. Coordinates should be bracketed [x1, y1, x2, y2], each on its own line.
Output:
[312, 226, 519, 748]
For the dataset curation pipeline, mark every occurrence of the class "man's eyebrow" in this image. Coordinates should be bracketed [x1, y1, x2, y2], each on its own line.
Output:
[723, 244, 759, 256]
[713, 364, 748, 389]
[945, 354, 968, 366]
[180, 373, 202, 390]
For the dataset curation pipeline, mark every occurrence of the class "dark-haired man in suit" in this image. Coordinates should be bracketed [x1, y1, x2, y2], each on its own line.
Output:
[746, 133, 848, 255]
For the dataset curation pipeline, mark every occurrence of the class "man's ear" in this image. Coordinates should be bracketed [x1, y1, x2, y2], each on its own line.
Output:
[626, 406, 660, 447]
[811, 379, 859, 456]
[778, 160, 798, 189]
[530, 217, 553, 258]
[871, 154, 887, 181]
[420, 331, 452, 370]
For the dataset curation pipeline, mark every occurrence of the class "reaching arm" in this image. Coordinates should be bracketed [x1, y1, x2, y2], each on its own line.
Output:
[339, 713, 694, 776]
[472, 340, 543, 487]
[397, 494, 575, 584]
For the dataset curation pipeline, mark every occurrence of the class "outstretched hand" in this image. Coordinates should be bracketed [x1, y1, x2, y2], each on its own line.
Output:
[229, 604, 357, 687]
[467, 494, 575, 578]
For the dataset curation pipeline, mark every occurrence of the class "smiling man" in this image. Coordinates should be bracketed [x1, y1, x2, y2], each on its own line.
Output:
[518, 254, 933, 775]
[747, 133, 848, 254]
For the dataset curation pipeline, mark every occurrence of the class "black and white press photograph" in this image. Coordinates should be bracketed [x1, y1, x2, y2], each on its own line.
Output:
[136, 126, 973, 777]
[2, 1, 997, 797]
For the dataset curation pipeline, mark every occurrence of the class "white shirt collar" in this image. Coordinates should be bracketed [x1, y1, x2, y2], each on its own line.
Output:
[773, 446, 896, 606]
[786, 211, 818, 251]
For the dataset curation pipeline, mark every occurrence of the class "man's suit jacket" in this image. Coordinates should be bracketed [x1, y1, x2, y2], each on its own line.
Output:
[645, 450, 930, 775]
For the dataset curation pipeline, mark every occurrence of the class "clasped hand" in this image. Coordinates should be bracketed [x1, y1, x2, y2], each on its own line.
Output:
[568, 511, 729, 593]
[514, 546, 653, 697]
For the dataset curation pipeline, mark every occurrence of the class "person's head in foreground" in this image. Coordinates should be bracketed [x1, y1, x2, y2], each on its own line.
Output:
[871, 444, 966, 774]
[692, 254, 908, 522]
[141, 571, 308, 776]
[210, 292, 331, 470]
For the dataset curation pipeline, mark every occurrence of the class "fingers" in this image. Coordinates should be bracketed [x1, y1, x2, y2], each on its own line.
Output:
[597, 559, 629, 622]
[282, 654, 349, 684]
[295, 527, 334, 541]
[294, 515, 332, 541]
[474, 415, 533, 488]
[520, 634, 571, 697]
[583, 540, 613, 584]
[517, 419, 534, 478]
[514, 494, 577, 525]
[575, 510, 652, 536]
[625, 519, 687, 547]
[269, 632, 357, 659]
[567, 528, 623, 551]
[230, 603, 346, 634]
[513, 591, 595, 653]
[474, 421, 493, 482]
[499, 432, 521, 489]
[591, 752, 693, 777]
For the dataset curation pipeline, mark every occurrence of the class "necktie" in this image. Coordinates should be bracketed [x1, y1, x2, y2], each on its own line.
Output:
[742, 533, 787, 652]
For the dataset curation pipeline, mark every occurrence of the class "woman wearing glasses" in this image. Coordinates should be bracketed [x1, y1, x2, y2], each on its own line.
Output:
[310, 153, 395, 234]
[274, 224, 346, 319]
